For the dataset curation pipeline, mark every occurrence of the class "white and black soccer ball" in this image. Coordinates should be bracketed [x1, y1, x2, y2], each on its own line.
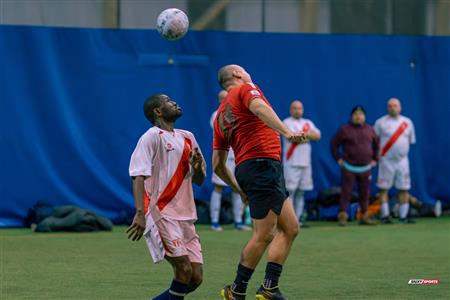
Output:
[156, 8, 189, 41]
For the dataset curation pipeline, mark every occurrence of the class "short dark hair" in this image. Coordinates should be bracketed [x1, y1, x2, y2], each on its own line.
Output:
[351, 105, 366, 116]
[143, 94, 166, 124]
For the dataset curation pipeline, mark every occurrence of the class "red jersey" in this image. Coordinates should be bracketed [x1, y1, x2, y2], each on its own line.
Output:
[213, 83, 281, 166]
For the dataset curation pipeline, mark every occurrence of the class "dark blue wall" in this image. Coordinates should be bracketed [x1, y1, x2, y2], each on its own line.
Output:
[1, 26, 449, 226]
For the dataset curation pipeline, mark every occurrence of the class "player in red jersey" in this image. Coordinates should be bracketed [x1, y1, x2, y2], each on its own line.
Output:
[213, 65, 306, 300]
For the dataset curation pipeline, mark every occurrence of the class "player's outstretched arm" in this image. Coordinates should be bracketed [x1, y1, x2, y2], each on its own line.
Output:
[249, 98, 292, 137]
[249, 98, 306, 144]
[212, 150, 248, 203]
[126, 176, 146, 241]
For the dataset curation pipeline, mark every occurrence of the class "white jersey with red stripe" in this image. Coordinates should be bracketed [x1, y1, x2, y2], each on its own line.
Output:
[129, 127, 204, 222]
[282, 117, 320, 167]
[374, 115, 416, 160]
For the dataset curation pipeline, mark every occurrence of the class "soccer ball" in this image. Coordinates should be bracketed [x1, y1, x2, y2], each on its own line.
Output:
[156, 8, 189, 41]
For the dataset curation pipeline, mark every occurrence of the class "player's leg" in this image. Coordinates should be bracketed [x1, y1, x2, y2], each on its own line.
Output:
[293, 190, 305, 222]
[357, 171, 376, 225]
[243, 211, 278, 267]
[182, 220, 204, 293]
[267, 199, 299, 264]
[255, 199, 298, 300]
[396, 158, 414, 223]
[338, 168, 355, 226]
[210, 184, 224, 231]
[154, 255, 192, 300]
[285, 187, 300, 223]
[284, 165, 301, 221]
[153, 219, 192, 300]
[187, 263, 203, 293]
[297, 165, 314, 227]
[377, 158, 395, 223]
[231, 192, 250, 230]
[221, 159, 283, 300]
[221, 211, 278, 299]
[398, 190, 413, 223]
[255, 161, 297, 300]
[378, 189, 391, 222]
[166, 256, 193, 284]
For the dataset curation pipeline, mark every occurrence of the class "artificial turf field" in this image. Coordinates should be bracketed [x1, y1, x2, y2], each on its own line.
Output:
[1, 217, 448, 300]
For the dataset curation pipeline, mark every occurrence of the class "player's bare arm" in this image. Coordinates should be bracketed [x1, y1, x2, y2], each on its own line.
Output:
[212, 149, 248, 203]
[126, 175, 146, 241]
[307, 130, 321, 141]
[249, 98, 306, 144]
[191, 147, 206, 185]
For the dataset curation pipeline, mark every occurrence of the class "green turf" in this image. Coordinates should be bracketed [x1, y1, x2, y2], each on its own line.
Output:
[1, 218, 449, 300]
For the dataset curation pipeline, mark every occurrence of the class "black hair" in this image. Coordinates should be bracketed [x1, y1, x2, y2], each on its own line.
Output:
[143, 94, 166, 124]
[351, 105, 366, 115]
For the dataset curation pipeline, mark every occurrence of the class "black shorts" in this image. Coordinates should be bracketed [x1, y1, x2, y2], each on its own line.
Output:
[235, 158, 289, 219]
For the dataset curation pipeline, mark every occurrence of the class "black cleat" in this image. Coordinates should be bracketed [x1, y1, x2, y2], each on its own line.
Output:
[399, 218, 416, 224]
[220, 285, 246, 300]
[380, 217, 394, 224]
[255, 285, 288, 300]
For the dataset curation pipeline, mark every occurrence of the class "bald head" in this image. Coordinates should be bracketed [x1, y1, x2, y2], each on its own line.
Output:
[290, 100, 304, 119]
[387, 97, 401, 117]
[217, 90, 228, 103]
[217, 64, 251, 89]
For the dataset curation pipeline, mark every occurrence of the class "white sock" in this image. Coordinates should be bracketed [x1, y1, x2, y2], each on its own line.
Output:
[399, 203, 410, 219]
[294, 191, 305, 221]
[210, 191, 222, 223]
[231, 192, 243, 224]
[381, 202, 390, 218]
[434, 200, 442, 217]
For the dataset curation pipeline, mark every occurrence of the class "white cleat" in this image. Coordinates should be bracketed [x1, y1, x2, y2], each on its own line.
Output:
[235, 224, 252, 231]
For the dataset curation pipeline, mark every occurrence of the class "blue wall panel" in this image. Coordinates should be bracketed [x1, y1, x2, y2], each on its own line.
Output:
[1, 26, 449, 226]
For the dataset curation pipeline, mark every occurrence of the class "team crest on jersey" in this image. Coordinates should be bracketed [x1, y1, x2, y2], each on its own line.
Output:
[165, 143, 174, 151]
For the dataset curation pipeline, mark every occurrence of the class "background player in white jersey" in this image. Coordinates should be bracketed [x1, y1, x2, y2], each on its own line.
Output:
[210, 90, 250, 231]
[374, 98, 416, 224]
[282, 100, 321, 226]
[127, 94, 206, 300]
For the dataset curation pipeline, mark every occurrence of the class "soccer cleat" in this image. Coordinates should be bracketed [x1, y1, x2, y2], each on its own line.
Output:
[380, 216, 394, 224]
[235, 223, 252, 231]
[255, 285, 288, 300]
[220, 285, 246, 300]
[211, 223, 223, 231]
[337, 211, 348, 226]
[359, 212, 376, 225]
[359, 218, 376, 225]
[399, 218, 416, 224]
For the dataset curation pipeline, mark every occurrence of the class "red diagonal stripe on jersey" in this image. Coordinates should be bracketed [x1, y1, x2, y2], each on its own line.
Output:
[302, 122, 310, 133]
[286, 144, 298, 160]
[144, 192, 151, 215]
[381, 121, 408, 156]
[157, 138, 192, 211]
[286, 122, 310, 160]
